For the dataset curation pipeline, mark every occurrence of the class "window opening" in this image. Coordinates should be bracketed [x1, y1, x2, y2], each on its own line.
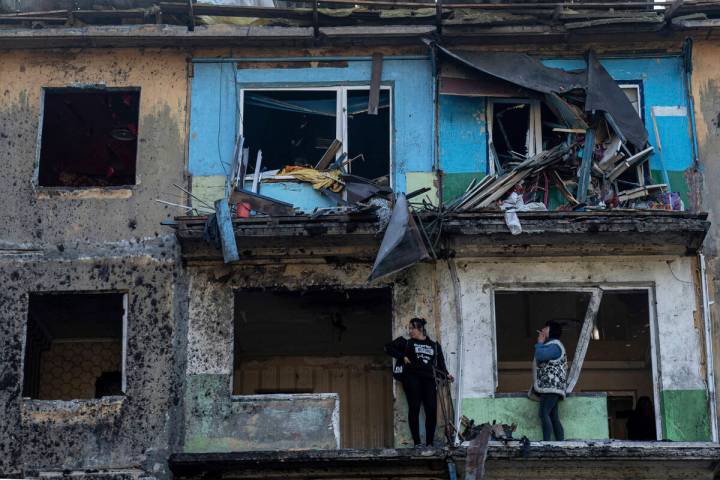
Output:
[242, 90, 338, 171]
[241, 87, 391, 185]
[23, 292, 126, 400]
[616, 84, 646, 188]
[38, 88, 140, 188]
[488, 99, 544, 173]
[494, 289, 657, 440]
[233, 288, 393, 449]
[346, 89, 390, 182]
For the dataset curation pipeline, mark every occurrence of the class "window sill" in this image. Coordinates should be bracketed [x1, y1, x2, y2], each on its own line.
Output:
[22, 395, 126, 420]
[35, 186, 134, 200]
[230, 393, 338, 402]
[493, 392, 607, 398]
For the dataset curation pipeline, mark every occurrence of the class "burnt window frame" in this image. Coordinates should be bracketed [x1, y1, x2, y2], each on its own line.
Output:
[21, 290, 129, 401]
[238, 84, 393, 187]
[490, 284, 662, 440]
[34, 86, 141, 191]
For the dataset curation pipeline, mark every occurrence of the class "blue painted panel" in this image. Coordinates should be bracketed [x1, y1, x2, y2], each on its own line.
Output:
[189, 59, 434, 194]
[242, 180, 335, 212]
[190, 63, 238, 177]
[439, 95, 487, 174]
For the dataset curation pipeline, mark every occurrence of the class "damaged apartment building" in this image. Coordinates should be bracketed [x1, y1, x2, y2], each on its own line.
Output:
[3, 0, 720, 479]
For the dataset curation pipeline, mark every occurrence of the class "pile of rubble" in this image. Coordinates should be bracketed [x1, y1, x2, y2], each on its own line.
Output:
[436, 44, 681, 216]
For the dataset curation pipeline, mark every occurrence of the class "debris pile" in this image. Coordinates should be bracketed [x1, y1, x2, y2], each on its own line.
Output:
[461, 416, 517, 442]
[435, 44, 681, 219]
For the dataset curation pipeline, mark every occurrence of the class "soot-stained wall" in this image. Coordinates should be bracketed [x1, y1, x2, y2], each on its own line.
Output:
[0, 48, 189, 478]
[0, 254, 184, 478]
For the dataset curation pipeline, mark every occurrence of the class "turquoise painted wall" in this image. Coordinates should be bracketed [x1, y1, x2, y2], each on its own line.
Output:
[461, 395, 609, 441]
[188, 58, 434, 205]
[439, 56, 695, 205]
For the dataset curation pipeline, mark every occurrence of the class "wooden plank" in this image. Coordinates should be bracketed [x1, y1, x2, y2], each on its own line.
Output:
[315, 139, 342, 170]
[251, 150, 263, 194]
[368, 53, 384, 116]
[607, 146, 654, 182]
[477, 169, 533, 208]
[553, 171, 580, 206]
[566, 289, 603, 393]
[553, 128, 587, 134]
[214, 199, 240, 263]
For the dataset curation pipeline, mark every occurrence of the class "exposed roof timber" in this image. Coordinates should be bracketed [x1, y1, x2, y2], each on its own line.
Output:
[0, 0, 719, 49]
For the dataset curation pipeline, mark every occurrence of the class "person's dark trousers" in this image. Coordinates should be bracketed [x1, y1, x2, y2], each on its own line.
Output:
[403, 375, 438, 445]
[539, 393, 564, 441]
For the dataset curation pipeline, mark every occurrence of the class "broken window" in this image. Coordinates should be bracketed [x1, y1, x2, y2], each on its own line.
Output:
[241, 87, 390, 183]
[613, 83, 647, 188]
[495, 289, 657, 440]
[38, 88, 140, 188]
[488, 99, 557, 173]
[22, 292, 126, 400]
[233, 288, 393, 448]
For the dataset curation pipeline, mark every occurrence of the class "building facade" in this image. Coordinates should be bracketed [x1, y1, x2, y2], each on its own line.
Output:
[1, 1, 720, 479]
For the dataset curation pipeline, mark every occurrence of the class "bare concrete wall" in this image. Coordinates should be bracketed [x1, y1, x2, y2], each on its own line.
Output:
[691, 39, 720, 440]
[0, 48, 189, 478]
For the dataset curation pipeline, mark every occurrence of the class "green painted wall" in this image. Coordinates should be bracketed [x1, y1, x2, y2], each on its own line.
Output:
[650, 169, 690, 208]
[461, 395, 609, 441]
[442, 172, 485, 204]
[660, 389, 712, 441]
[183, 374, 339, 452]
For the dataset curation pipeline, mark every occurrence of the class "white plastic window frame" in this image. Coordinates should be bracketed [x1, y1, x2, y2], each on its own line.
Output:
[489, 284, 662, 440]
[238, 85, 393, 185]
[487, 98, 542, 175]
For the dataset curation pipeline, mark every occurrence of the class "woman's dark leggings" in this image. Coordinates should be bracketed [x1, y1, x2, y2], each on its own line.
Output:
[539, 393, 564, 441]
[403, 375, 438, 446]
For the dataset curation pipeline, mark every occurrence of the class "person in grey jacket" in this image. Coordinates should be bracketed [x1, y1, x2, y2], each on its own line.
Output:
[531, 321, 567, 441]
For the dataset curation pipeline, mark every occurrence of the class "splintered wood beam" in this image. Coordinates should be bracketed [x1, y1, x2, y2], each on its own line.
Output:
[315, 139, 342, 170]
[566, 288, 603, 393]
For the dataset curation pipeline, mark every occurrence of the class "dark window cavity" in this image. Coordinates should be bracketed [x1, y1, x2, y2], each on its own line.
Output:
[233, 288, 393, 449]
[242, 88, 390, 182]
[38, 88, 140, 188]
[23, 292, 125, 400]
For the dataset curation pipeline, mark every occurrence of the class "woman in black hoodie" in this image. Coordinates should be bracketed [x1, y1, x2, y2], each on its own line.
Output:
[385, 317, 453, 447]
